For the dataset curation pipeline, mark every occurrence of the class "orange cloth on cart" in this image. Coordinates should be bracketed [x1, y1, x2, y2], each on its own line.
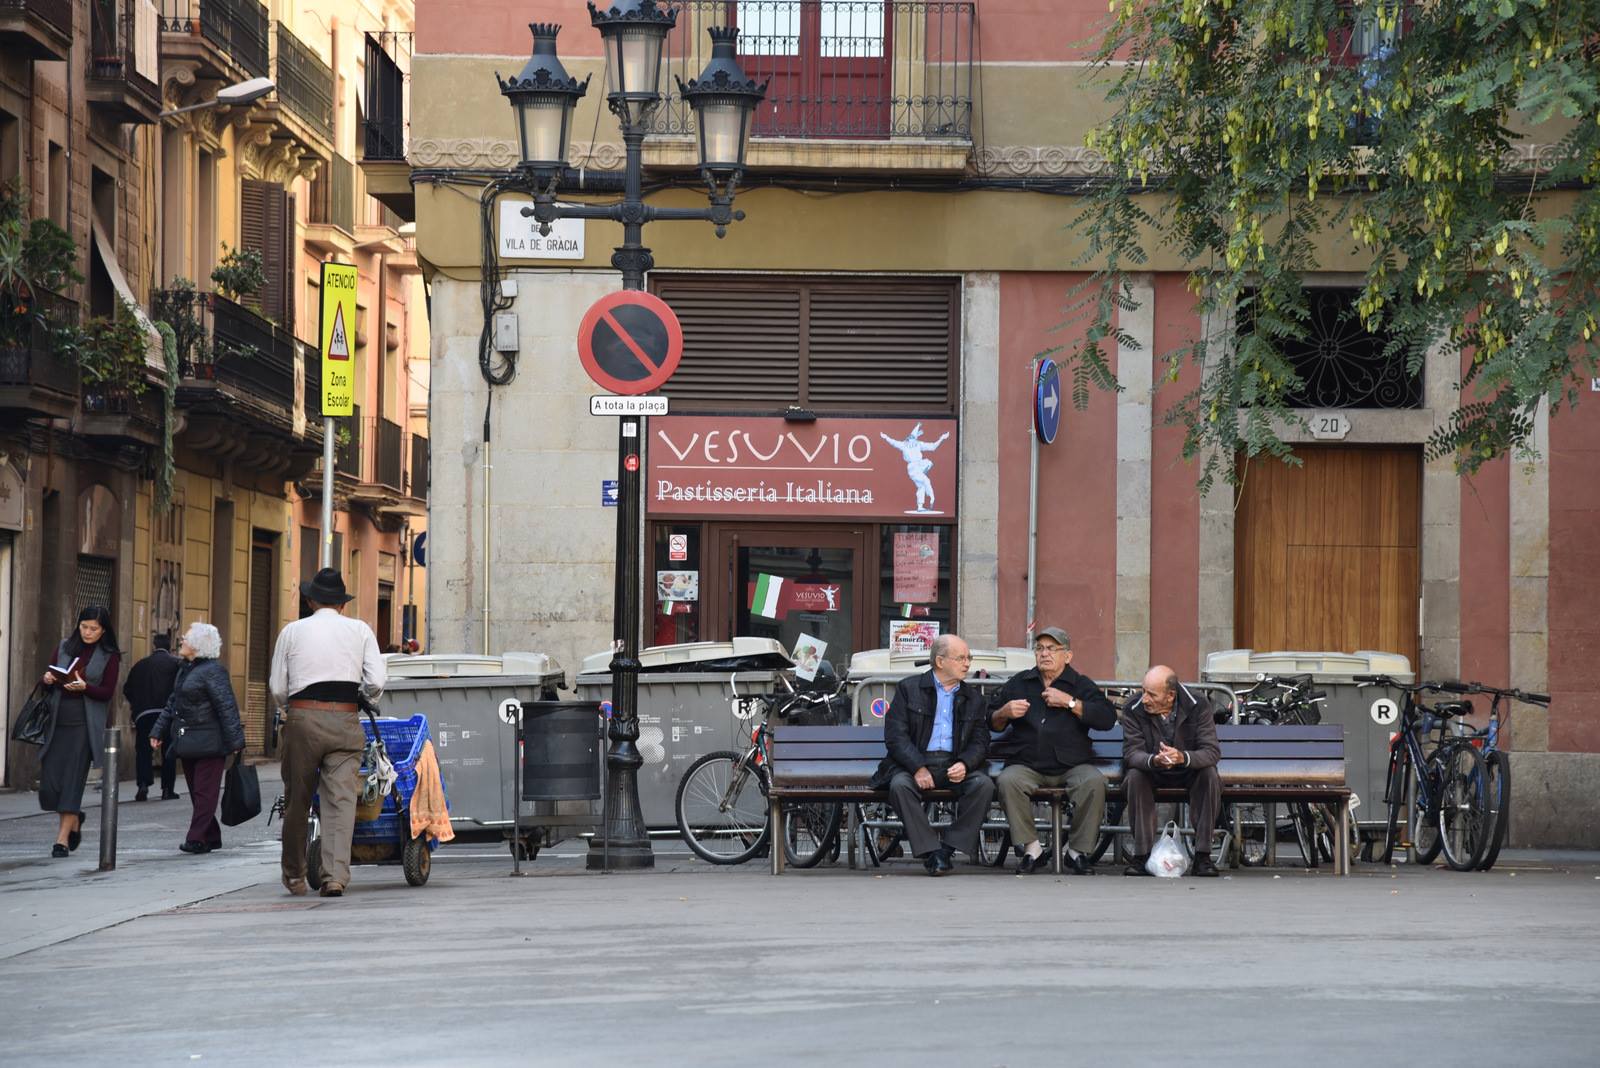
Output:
[408, 739, 455, 844]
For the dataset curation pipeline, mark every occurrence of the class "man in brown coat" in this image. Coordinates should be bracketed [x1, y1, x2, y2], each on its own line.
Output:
[1120, 665, 1221, 877]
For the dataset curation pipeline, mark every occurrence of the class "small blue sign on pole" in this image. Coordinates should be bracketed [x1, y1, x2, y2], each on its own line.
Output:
[411, 530, 427, 567]
[1033, 358, 1063, 445]
[602, 480, 619, 507]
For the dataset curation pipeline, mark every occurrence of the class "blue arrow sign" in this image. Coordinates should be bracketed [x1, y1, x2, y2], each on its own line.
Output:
[1033, 358, 1062, 445]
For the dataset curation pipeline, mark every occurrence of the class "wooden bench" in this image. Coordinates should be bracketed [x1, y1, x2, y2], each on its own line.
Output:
[767, 722, 1352, 875]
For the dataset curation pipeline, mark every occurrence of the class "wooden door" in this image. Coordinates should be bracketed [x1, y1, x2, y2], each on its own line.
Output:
[1234, 445, 1420, 665]
[246, 538, 275, 754]
[736, 2, 891, 137]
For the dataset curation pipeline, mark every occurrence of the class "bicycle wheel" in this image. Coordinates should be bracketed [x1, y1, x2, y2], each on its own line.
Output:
[783, 801, 843, 869]
[1230, 802, 1269, 866]
[1378, 749, 1406, 865]
[1290, 803, 1320, 868]
[1408, 754, 1444, 866]
[1477, 750, 1512, 871]
[1090, 799, 1124, 864]
[675, 750, 770, 865]
[1438, 744, 1492, 871]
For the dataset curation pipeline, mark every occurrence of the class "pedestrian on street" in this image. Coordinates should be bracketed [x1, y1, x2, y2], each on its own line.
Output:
[270, 568, 385, 898]
[151, 623, 246, 854]
[37, 606, 121, 858]
[123, 633, 182, 802]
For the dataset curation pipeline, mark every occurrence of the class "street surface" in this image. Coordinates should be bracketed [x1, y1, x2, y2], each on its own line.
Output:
[2, 775, 1596, 1067]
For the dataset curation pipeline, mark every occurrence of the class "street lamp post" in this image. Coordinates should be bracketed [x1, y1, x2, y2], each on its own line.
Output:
[498, 2, 765, 871]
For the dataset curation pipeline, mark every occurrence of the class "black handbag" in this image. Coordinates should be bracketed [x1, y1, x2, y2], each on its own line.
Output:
[221, 755, 261, 826]
[10, 685, 52, 746]
[170, 716, 223, 759]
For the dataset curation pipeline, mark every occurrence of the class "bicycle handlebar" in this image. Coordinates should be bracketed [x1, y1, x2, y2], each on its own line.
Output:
[1428, 678, 1551, 706]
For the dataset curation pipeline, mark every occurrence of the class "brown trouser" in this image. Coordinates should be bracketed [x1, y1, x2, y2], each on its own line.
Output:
[280, 705, 364, 890]
[1125, 765, 1222, 857]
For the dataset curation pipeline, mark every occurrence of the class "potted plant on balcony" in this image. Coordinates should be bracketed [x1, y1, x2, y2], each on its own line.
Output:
[210, 244, 265, 312]
[75, 302, 152, 412]
[152, 276, 209, 373]
[0, 181, 82, 367]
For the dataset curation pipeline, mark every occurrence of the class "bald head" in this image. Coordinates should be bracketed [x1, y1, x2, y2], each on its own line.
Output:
[1141, 665, 1179, 714]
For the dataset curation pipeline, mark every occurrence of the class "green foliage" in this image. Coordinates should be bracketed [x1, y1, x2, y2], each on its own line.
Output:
[72, 303, 151, 393]
[0, 180, 82, 347]
[1075, 0, 1600, 491]
[154, 322, 178, 514]
[210, 243, 265, 304]
[152, 277, 207, 366]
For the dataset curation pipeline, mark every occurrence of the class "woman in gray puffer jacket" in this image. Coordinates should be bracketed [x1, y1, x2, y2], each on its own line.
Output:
[152, 622, 246, 854]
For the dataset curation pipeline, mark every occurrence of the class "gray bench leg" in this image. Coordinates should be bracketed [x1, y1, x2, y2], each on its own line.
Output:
[847, 803, 858, 870]
[1051, 801, 1064, 874]
[1265, 802, 1278, 868]
[1336, 801, 1349, 876]
[770, 797, 784, 876]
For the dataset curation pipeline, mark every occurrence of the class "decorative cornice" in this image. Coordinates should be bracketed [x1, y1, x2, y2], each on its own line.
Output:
[970, 145, 1110, 178]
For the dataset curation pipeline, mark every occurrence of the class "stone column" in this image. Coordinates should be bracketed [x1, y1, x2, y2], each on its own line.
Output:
[1196, 305, 1236, 660]
[958, 272, 1001, 648]
[1419, 338, 1461, 680]
[1115, 275, 1154, 681]
[1508, 400, 1550, 750]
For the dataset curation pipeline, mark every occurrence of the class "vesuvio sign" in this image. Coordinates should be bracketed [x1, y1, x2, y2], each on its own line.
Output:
[648, 416, 959, 519]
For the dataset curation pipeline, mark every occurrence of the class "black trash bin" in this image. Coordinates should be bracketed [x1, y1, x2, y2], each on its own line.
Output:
[520, 702, 603, 801]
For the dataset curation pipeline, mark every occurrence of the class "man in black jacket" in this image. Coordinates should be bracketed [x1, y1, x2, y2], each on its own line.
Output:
[870, 634, 994, 876]
[122, 634, 182, 801]
[990, 627, 1116, 874]
[1121, 665, 1222, 877]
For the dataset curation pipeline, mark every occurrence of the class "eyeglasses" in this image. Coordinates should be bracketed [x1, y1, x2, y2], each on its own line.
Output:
[940, 653, 972, 663]
[1032, 644, 1065, 655]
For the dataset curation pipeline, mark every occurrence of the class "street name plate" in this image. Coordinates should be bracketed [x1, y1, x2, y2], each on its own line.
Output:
[590, 395, 669, 416]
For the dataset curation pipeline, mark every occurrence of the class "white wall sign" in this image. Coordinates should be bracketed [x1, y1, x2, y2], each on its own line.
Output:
[1591, 376, 1600, 392]
[498, 201, 585, 260]
[1309, 411, 1353, 440]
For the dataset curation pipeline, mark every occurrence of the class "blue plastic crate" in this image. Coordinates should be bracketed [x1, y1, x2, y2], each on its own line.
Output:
[321, 714, 448, 847]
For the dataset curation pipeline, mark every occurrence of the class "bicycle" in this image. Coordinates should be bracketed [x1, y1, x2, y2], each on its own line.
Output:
[1432, 679, 1549, 871]
[1225, 673, 1339, 867]
[674, 675, 845, 867]
[1355, 674, 1493, 871]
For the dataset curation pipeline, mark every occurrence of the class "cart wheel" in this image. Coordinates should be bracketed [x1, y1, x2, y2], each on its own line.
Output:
[403, 836, 431, 886]
[508, 836, 540, 862]
[306, 834, 323, 891]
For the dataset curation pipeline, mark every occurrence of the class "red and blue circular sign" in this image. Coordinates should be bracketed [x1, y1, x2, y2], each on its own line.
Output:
[577, 290, 684, 396]
[870, 697, 888, 719]
[1034, 357, 1062, 445]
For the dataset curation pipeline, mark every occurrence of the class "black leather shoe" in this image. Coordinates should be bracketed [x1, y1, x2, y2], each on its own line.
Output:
[1124, 855, 1153, 876]
[134, 788, 148, 802]
[1191, 854, 1220, 877]
[1017, 849, 1045, 874]
[51, 844, 69, 858]
[179, 841, 211, 854]
[67, 829, 81, 852]
[923, 850, 953, 876]
[161, 790, 180, 801]
[1065, 852, 1096, 875]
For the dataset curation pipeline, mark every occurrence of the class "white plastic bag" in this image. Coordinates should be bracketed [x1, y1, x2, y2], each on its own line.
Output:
[1147, 820, 1190, 878]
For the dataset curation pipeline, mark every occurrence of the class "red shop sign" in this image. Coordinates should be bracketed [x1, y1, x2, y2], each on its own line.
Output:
[647, 416, 958, 520]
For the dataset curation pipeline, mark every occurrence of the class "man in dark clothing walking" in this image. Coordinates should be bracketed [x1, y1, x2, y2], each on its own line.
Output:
[990, 627, 1117, 873]
[123, 634, 182, 801]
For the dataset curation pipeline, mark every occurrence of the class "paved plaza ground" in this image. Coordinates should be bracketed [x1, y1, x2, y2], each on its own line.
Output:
[2, 773, 1596, 1067]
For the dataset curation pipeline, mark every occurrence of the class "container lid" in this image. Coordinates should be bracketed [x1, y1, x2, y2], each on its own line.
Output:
[578, 637, 794, 676]
[1201, 648, 1415, 683]
[846, 646, 1035, 679]
[384, 651, 563, 680]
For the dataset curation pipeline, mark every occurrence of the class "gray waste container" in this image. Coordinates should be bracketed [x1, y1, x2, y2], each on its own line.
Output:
[574, 638, 794, 830]
[383, 653, 573, 843]
[1202, 649, 1414, 832]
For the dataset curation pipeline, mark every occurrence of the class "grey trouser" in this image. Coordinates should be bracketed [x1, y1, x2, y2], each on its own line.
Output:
[887, 768, 996, 860]
[280, 706, 364, 890]
[997, 763, 1107, 855]
[1124, 765, 1222, 856]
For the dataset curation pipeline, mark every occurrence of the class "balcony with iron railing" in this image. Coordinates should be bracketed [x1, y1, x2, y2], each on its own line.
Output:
[274, 20, 333, 140]
[0, 289, 80, 419]
[408, 433, 429, 499]
[0, 0, 74, 60]
[87, 0, 163, 124]
[648, 1, 973, 146]
[371, 416, 403, 491]
[153, 287, 302, 414]
[159, 0, 271, 81]
[306, 152, 355, 252]
[360, 30, 415, 222]
[336, 403, 361, 478]
[80, 382, 163, 446]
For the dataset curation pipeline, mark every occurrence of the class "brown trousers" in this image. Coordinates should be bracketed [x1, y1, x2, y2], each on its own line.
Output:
[1124, 764, 1222, 857]
[280, 706, 364, 890]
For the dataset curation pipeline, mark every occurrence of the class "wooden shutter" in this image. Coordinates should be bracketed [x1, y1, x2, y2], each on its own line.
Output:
[806, 285, 955, 409]
[654, 276, 957, 413]
[240, 178, 289, 322]
[657, 282, 801, 405]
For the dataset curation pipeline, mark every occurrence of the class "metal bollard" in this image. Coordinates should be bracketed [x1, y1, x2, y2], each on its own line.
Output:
[99, 727, 119, 871]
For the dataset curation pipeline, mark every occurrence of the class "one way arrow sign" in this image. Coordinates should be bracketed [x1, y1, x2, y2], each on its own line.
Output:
[1034, 358, 1063, 445]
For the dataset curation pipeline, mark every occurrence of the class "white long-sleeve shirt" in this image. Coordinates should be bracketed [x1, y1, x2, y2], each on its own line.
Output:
[269, 607, 386, 707]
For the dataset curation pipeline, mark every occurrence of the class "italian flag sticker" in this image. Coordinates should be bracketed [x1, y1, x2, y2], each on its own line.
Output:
[751, 574, 785, 619]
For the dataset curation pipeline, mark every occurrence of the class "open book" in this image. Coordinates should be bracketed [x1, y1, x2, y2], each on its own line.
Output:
[49, 656, 81, 679]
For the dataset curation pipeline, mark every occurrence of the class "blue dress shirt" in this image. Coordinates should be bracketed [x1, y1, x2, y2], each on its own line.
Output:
[929, 677, 959, 752]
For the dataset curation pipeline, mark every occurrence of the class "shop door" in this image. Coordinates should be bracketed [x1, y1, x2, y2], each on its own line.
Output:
[1234, 445, 1421, 665]
[715, 526, 869, 672]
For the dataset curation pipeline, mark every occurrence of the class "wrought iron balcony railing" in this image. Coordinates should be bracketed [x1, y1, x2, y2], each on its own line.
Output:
[274, 19, 332, 139]
[0, 288, 79, 397]
[88, 0, 162, 120]
[336, 403, 361, 477]
[308, 152, 354, 232]
[373, 416, 403, 490]
[362, 31, 409, 161]
[408, 433, 429, 499]
[152, 288, 302, 412]
[1, 0, 73, 42]
[159, 0, 270, 79]
[651, 1, 973, 140]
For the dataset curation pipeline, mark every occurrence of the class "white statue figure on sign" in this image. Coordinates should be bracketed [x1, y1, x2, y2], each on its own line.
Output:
[821, 585, 839, 611]
[879, 423, 950, 515]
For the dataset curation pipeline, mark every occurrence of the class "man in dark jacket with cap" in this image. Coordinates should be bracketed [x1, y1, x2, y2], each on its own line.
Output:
[989, 626, 1116, 874]
[270, 568, 385, 897]
[1121, 665, 1222, 877]
[869, 634, 994, 876]
[123, 633, 182, 801]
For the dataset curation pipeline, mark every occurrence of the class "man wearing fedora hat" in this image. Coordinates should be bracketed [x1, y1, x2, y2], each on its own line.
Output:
[270, 567, 385, 897]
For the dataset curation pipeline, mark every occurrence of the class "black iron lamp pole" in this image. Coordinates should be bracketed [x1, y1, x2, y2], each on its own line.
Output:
[498, 2, 766, 871]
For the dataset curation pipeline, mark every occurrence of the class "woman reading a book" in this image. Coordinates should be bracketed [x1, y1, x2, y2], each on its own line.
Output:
[38, 605, 121, 858]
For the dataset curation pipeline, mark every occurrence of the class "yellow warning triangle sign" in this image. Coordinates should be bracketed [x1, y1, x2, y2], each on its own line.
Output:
[327, 303, 351, 360]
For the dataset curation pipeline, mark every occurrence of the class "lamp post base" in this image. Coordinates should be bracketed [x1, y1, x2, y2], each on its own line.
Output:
[586, 733, 655, 871]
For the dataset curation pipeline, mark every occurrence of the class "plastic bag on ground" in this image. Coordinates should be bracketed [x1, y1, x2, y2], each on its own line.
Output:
[1147, 820, 1190, 878]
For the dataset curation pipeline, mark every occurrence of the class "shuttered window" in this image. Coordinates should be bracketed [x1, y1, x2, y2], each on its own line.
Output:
[240, 179, 295, 325]
[654, 276, 958, 413]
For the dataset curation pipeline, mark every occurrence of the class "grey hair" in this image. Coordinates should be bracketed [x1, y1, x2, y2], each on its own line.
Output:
[184, 621, 222, 660]
[930, 634, 955, 661]
[1163, 670, 1179, 694]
